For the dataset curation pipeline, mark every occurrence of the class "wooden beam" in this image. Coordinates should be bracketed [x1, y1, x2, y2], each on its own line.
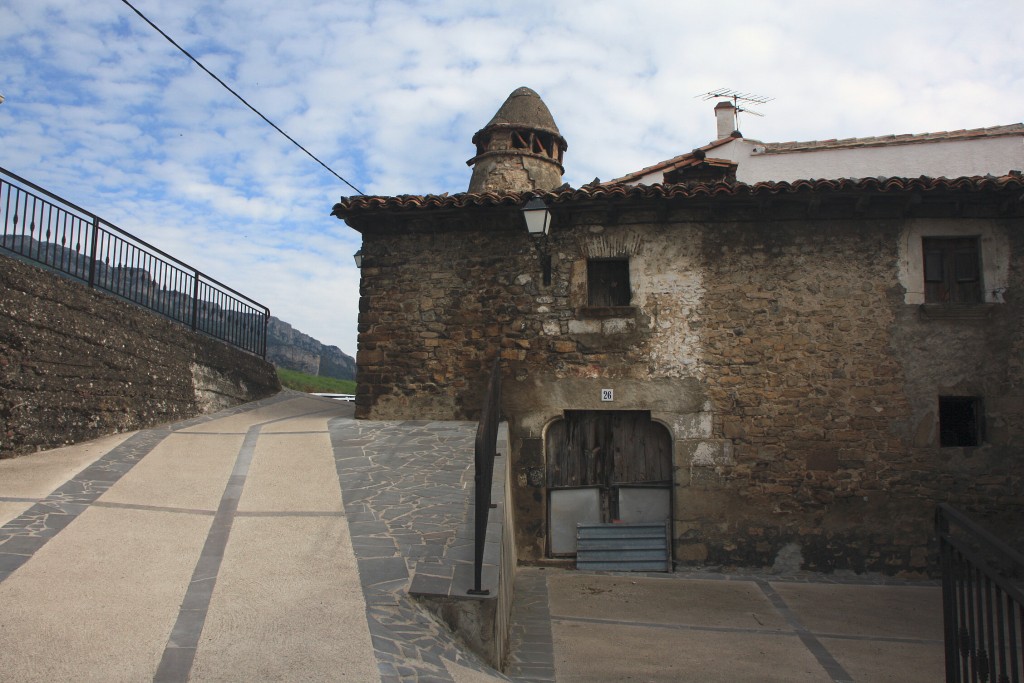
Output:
[806, 196, 821, 218]
[902, 192, 923, 217]
[854, 194, 871, 216]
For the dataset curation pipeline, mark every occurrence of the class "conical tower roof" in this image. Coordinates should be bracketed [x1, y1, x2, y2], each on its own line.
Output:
[481, 87, 562, 138]
[467, 87, 567, 193]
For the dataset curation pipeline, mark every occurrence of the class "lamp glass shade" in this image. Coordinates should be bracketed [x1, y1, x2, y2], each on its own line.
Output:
[522, 198, 550, 236]
[353, 249, 364, 268]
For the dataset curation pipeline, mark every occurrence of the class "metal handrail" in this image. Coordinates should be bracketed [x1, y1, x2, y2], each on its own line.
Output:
[468, 357, 502, 596]
[936, 503, 1024, 682]
[0, 166, 269, 356]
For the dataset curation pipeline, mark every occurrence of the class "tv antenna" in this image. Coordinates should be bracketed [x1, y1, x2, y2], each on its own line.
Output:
[697, 88, 774, 131]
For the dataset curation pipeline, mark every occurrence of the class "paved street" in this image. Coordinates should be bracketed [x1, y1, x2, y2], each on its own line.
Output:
[0, 392, 944, 682]
[509, 569, 943, 683]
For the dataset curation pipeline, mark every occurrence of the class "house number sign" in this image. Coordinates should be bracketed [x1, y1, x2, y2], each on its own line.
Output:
[601, 388, 614, 402]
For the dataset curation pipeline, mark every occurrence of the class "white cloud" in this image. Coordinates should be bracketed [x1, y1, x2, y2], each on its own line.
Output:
[2, 0, 1023, 358]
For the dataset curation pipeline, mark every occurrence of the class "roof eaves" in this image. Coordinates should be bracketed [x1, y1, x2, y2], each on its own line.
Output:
[761, 123, 1024, 154]
[332, 173, 1024, 217]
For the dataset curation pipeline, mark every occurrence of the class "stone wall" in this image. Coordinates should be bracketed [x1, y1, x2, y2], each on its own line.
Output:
[692, 217, 1022, 572]
[353, 203, 1024, 574]
[356, 219, 534, 420]
[1, 254, 280, 456]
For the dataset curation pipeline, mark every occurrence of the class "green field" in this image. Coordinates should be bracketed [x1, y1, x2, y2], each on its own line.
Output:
[276, 367, 356, 394]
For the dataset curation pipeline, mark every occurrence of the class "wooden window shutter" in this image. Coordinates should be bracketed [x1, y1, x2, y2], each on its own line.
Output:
[924, 249, 944, 282]
[954, 247, 979, 283]
[587, 259, 631, 307]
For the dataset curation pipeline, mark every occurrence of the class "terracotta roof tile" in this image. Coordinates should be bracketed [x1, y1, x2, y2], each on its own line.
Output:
[607, 136, 739, 184]
[759, 123, 1024, 154]
[333, 174, 1024, 217]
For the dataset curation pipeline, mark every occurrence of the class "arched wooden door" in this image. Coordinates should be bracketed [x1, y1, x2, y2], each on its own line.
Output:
[546, 411, 672, 556]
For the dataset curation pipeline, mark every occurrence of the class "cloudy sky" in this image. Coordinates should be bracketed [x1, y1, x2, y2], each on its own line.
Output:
[2, 1, 1022, 357]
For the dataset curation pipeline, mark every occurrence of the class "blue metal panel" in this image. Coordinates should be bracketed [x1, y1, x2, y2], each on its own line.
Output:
[575, 522, 670, 572]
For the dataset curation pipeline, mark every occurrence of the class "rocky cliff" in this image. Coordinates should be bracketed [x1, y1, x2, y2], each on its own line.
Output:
[266, 317, 355, 380]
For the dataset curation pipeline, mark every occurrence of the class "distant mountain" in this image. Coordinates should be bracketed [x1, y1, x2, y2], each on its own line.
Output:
[266, 317, 355, 380]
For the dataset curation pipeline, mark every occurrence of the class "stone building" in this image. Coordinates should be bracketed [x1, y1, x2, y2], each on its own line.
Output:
[333, 87, 1024, 574]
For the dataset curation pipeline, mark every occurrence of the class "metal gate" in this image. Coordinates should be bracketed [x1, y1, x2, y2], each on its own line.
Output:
[936, 504, 1024, 682]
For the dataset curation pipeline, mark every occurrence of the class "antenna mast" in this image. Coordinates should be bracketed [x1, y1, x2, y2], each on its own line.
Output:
[697, 88, 774, 131]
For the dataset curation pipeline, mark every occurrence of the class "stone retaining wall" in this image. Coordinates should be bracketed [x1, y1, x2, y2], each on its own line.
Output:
[1, 254, 280, 456]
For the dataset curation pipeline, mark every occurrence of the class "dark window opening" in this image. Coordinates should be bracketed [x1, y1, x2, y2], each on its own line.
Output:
[533, 132, 554, 157]
[939, 396, 984, 447]
[511, 131, 529, 149]
[923, 237, 982, 303]
[587, 259, 631, 307]
[474, 133, 491, 156]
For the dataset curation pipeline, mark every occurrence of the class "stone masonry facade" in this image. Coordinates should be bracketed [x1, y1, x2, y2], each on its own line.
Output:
[1, 254, 280, 456]
[342, 178, 1024, 576]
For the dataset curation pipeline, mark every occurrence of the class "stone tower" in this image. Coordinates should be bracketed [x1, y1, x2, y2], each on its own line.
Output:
[466, 87, 567, 193]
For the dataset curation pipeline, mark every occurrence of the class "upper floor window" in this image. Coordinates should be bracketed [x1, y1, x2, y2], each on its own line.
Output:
[897, 223, 1007, 307]
[587, 259, 631, 307]
[923, 237, 981, 304]
[939, 396, 984, 447]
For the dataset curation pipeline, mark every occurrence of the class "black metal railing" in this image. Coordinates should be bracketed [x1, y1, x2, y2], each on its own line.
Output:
[0, 166, 268, 356]
[468, 357, 502, 596]
[937, 503, 1024, 683]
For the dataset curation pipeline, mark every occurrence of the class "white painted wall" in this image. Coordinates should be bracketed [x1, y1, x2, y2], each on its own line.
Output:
[625, 133, 1023, 185]
[736, 136, 1024, 183]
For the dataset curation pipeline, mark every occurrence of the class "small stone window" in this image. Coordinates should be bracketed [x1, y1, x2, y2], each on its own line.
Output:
[474, 133, 491, 157]
[532, 132, 555, 158]
[939, 396, 984, 447]
[587, 259, 631, 307]
[923, 237, 982, 304]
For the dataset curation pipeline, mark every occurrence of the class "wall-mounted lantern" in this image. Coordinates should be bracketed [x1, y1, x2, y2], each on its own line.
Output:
[353, 249, 364, 268]
[522, 197, 551, 236]
[521, 197, 552, 285]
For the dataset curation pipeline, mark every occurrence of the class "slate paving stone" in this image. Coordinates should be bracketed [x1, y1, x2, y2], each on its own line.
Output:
[350, 520, 392, 535]
[0, 553, 29, 575]
[356, 546, 403, 560]
[409, 574, 452, 596]
[504, 568, 557, 683]
[367, 578, 416, 596]
[413, 562, 454, 579]
[366, 594, 402, 607]
[347, 511, 381, 522]
[0, 535, 55, 555]
[329, 417, 511, 683]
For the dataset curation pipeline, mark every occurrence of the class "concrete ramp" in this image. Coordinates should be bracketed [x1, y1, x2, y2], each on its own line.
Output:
[0, 393, 505, 682]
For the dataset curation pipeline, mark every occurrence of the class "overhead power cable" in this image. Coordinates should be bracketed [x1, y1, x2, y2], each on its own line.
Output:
[120, 0, 365, 195]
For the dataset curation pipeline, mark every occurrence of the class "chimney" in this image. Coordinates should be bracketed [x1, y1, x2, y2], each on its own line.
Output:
[466, 87, 566, 193]
[714, 101, 736, 139]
